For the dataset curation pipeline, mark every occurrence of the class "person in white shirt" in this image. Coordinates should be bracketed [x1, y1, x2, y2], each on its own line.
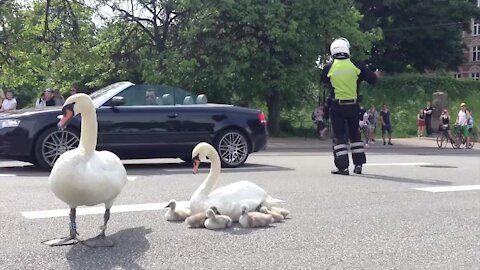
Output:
[35, 91, 46, 108]
[456, 102, 470, 147]
[359, 109, 370, 145]
[0, 90, 17, 112]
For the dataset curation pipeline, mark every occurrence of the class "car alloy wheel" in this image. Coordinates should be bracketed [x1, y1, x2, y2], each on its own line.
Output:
[41, 129, 79, 167]
[217, 130, 249, 167]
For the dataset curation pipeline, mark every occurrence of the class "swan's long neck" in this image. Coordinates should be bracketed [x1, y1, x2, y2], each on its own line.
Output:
[79, 106, 97, 154]
[192, 148, 221, 199]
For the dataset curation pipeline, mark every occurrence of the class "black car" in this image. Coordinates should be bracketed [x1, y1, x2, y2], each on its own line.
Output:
[0, 82, 268, 170]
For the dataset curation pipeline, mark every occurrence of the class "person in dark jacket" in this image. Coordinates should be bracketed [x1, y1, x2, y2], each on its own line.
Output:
[321, 37, 378, 175]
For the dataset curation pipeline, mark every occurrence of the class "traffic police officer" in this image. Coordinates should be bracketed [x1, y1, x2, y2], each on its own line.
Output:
[321, 38, 377, 175]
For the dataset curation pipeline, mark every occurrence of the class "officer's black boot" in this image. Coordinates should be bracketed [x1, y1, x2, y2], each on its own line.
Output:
[331, 169, 349, 175]
[353, 165, 362, 174]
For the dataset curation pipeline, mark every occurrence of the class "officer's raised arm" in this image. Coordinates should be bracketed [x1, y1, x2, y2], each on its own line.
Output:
[353, 60, 377, 85]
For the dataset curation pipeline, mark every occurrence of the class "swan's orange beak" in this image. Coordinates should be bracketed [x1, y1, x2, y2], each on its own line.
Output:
[192, 155, 200, 174]
[58, 103, 74, 130]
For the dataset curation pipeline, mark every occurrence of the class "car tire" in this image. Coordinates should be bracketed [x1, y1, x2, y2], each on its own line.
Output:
[214, 129, 250, 168]
[34, 126, 80, 171]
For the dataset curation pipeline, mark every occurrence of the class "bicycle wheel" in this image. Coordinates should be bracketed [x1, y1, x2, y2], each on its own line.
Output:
[437, 134, 443, 148]
[466, 136, 475, 149]
[443, 134, 449, 148]
[436, 134, 444, 148]
[452, 134, 462, 149]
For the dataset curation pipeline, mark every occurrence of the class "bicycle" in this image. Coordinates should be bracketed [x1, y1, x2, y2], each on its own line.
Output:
[451, 124, 475, 149]
[436, 124, 453, 148]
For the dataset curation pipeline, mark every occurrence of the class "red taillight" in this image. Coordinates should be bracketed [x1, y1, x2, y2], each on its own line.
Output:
[258, 112, 267, 124]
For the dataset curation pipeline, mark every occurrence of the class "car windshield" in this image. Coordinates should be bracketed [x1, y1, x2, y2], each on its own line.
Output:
[89, 82, 131, 101]
[102, 84, 208, 106]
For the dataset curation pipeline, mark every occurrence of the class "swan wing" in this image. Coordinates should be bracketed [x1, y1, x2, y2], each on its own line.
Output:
[205, 181, 268, 221]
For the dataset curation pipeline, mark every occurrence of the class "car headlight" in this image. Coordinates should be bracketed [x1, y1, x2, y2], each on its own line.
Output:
[0, 119, 21, 129]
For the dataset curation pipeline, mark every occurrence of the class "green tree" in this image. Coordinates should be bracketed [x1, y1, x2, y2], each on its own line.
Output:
[0, 0, 100, 105]
[175, 0, 380, 135]
[356, 0, 480, 73]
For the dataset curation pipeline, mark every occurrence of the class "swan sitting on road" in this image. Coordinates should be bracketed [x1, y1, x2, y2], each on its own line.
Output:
[43, 93, 128, 247]
[189, 142, 283, 222]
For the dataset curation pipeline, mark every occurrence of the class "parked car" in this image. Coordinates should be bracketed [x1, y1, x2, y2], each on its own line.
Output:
[0, 82, 268, 170]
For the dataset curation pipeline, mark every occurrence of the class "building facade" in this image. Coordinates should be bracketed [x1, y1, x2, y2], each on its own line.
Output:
[456, 0, 480, 79]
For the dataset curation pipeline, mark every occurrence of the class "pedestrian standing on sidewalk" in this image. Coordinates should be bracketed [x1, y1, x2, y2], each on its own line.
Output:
[424, 101, 433, 136]
[321, 37, 377, 175]
[380, 104, 393, 145]
[417, 109, 425, 137]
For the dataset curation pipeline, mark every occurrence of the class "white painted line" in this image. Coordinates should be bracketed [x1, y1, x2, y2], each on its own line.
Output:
[413, 185, 480, 193]
[164, 166, 277, 172]
[0, 174, 16, 177]
[21, 201, 190, 219]
[364, 162, 433, 167]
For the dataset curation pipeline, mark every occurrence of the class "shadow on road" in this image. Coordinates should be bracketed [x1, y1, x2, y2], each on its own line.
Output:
[66, 227, 152, 270]
[189, 223, 277, 235]
[355, 173, 452, 186]
[0, 164, 50, 177]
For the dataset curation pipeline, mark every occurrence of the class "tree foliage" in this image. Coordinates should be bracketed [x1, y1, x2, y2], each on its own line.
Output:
[1, 0, 475, 135]
[357, 0, 480, 73]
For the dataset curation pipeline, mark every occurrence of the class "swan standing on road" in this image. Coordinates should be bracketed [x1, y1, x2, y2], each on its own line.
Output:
[189, 142, 283, 221]
[43, 94, 128, 247]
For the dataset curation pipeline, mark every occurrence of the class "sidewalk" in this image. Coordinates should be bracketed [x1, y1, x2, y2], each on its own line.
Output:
[267, 136, 478, 150]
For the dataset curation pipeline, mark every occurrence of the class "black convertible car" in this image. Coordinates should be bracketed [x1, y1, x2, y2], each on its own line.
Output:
[0, 82, 268, 170]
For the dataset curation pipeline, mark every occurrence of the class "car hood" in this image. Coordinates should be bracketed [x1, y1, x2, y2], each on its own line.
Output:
[0, 106, 62, 119]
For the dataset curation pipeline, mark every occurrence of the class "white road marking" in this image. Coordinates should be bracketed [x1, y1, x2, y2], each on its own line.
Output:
[21, 201, 190, 219]
[164, 166, 277, 172]
[364, 162, 433, 167]
[413, 185, 480, 193]
[0, 174, 16, 177]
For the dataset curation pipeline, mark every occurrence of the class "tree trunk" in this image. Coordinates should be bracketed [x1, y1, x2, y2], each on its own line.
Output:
[266, 89, 281, 136]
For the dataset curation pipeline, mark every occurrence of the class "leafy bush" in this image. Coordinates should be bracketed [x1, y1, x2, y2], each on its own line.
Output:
[279, 74, 480, 138]
[362, 74, 480, 137]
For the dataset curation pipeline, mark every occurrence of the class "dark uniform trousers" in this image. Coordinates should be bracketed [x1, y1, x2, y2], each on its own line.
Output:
[330, 101, 366, 170]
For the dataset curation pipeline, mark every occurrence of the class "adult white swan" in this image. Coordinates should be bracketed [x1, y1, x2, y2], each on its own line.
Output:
[189, 142, 283, 221]
[43, 93, 127, 247]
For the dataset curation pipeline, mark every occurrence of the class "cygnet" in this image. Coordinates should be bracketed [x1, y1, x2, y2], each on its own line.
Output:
[239, 204, 274, 228]
[259, 206, 284, 222]
[270, 206, 289, 218]
[185, 206, 220, 228]
[165, 200, 191, 221]
[204, 209, 232, 230]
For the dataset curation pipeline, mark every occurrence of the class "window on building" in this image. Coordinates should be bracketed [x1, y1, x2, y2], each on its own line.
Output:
[454, 73, 461, 79]
[474, 21, 480, 35]
[471, 73, 480, 80]
[473, 46, 480, 61]
[478, 0, 480, 7]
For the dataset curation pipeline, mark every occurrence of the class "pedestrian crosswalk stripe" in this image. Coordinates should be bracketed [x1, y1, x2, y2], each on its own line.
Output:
[21, 201, 190, 219]
[364, 162, 433, 167]
[413, 185, 480, 193]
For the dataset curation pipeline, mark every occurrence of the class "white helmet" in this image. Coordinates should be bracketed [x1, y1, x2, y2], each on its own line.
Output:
[330, 38, 350, 56]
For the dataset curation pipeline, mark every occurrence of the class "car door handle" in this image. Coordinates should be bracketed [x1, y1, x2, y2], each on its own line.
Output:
[168, 113, 178, 118]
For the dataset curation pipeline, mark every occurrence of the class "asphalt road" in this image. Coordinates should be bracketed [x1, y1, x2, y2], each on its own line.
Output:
[0, 141, 479, 269]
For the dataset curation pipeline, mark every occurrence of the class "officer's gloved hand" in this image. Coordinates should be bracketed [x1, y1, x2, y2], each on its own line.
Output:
[326, 97, 333, 107]
[357, 95, 363, 103]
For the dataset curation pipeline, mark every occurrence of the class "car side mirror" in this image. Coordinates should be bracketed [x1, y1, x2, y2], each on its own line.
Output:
[110, 96, 125, 107]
